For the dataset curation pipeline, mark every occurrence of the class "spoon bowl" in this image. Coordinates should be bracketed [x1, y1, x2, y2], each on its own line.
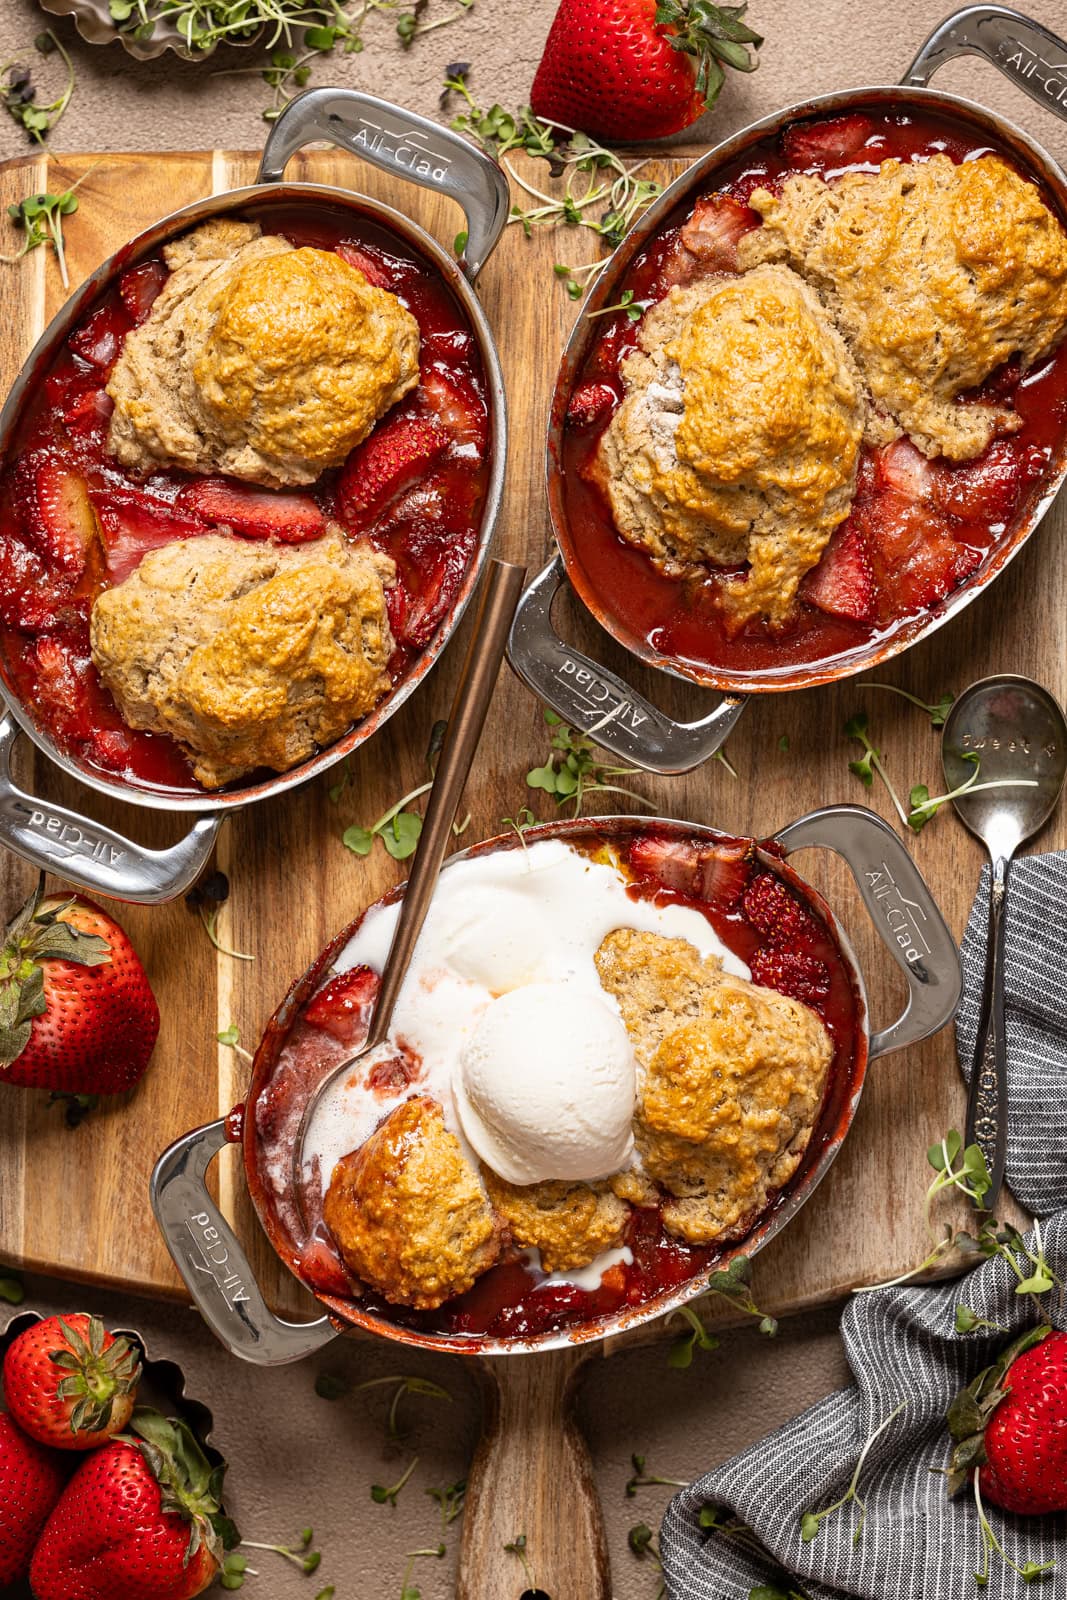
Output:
[942, 675, 1067, 860]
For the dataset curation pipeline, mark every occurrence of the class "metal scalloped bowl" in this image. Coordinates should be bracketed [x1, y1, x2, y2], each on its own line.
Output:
[37, 0, 260, 60]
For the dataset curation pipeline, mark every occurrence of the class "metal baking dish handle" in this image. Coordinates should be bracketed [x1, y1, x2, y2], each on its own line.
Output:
[152, 1119, 338, 1366]
[904, 4, 1067, 123]
[257, 87, 511, 281]
[506, 554, 747, 774]
[0, 713, 220, 905]
[775, 804, 962, 1061]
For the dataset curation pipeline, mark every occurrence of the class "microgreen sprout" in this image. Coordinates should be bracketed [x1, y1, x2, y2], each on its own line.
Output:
[626, 1453, 689, 1497]
[778, 734, 790, 752]
[186, 872, 254, 962]
[504, 1532, 536, 1588]
[705, 1255, 778, 1335]
[2, 172, 92, 290]
[527, 709, 656, 815]
[441, 70, 663, 301]
[867, 682, 955, 728]
[240, 1527, 322, 1575]
[217, 1025, 253, 1064]
[799, 1401, 906, 1546]
[628, 1522, 666, 1599]
[111, 0, 391, 53]
[666, 1303, 719, 1368]
[972, 1472, 1054, 1587]
[587, 288, 646, 323]
[502, 807, 536, 847]
[954, 1305, 1005, 1335]
[341, 720, 467, 860]
[1, 32, 75, 144]
[372, 1455, 418, 1507]
[749, 1585, 811, 1600]
[0, 1273, 24, 1304]
[855, 1131, 991, 1292]
[316, 1371, 452, 1439]
[427, 1478, 466, 1535]
[845, 713, 1037, 835]
[398, 1539, 445, 1600]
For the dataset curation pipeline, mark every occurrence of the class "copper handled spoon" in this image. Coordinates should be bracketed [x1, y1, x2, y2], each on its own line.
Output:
[941, 674, 1067, 1210]
[291, 558, 527, 1220]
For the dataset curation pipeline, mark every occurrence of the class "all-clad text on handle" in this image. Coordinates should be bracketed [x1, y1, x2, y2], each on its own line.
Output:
[775, 804, 963, 1060]
[904, 5, 1067, 125]
[506, 555, 747, 775]
[258, 87, 510, 279]
[0, 714, 220, 905]
[151, 1120, 337, 1366]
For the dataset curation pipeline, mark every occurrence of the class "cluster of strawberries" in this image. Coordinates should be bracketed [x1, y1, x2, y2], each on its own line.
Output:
[1, 1314, 234, 1598]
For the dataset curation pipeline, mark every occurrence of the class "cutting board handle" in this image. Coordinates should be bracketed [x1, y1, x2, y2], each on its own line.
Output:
[458, 1347, 610, 1600]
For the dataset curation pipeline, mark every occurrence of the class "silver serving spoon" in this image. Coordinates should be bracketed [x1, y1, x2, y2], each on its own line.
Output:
[941, 674, 1067, 1208]
[291, 558, 526, 1222]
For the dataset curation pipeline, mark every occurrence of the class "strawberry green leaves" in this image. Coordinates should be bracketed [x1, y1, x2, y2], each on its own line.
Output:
[653, 0, 763, 109]
[0, 887, 110, 1066]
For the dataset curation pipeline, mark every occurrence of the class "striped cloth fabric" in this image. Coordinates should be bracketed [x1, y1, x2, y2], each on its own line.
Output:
[660, 861, 1067, 1600]
[956, 858, 1067, 1217]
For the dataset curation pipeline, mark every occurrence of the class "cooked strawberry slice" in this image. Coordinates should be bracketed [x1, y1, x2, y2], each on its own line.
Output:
[304, 965, 380, 1046]
[68, 304, 128, 372]
[629, 834, 751, 909]
[929, 440, 1030, 527]
[118, 260, 168, 326]
[750, 947, 830, 1004]
[32, 638, 91, 742]
[781, 113, 876, 168]
[858, 493, 983, 622]
[337, 414, 450, 530]
[299, 1236, 353, 1298]
[88, 727, 137, 774]
[875, 438, 936, 503]
[420, 368, 489, 460]
[25, 462, 97, 578]
[177, 478, 326, 542]
[0, 534, 70, 632]
[91, 490, 210, 583]
[62, 387, 113, 436]
[743, 873, 815, 943]
[566, 382, 618, 430]
[392, 552, 453, 650]
[680, 194, 758, 271]
[336, 241, 394, 289]
[800, 522, 875, 623]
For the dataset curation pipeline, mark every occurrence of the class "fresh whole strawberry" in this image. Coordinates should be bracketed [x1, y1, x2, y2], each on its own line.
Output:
[31, 1409, 236, 1600]
[3, 1314, 142, 1450]
[948, 1325, 1067, 1515]
[0, 1411, 67, 1585]
[0, 884, 160, 1094]
[530, 0, 763, 143]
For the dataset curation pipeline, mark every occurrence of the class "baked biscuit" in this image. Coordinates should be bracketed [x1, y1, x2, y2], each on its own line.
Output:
[323, 1097, 506, 1310]
[597, 264, 864, 628]
[107, 221, 420, 486]
[90, 530, 394, 788]
[739, 154, 1067, 460]
[481, 1168, 629, 1272]
[595, 929, 832, 1244]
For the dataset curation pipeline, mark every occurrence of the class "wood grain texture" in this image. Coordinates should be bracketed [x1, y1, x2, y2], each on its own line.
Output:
[0, 146, 1052, 1331]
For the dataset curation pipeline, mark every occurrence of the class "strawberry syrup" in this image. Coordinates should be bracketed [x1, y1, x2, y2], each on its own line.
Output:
[561, 107, 1067, 679]
[0, 204, 491, 793]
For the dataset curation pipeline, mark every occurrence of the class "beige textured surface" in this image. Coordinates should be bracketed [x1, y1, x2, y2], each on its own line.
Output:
[0, 2, 1064, 1596]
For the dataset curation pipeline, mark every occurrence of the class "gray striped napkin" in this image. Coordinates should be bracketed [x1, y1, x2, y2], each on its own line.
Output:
[956, 858, 1067, 1218]
[660, 858, 1067, 1600]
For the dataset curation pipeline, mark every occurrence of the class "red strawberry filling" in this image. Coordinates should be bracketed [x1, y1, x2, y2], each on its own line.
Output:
[67, 304, 128, 373]
[91, 489, 210, 583]
[304, 965, 380, 1047]
[799, 522, 875, 623]
[176, 478, 326, 541]
[749, 947, 831, 1004]
[742, 873, 815, 943]
[627, 835, 751, 910]
[680, 194, 758, 272]
[566, 381, 618, 430]
[118, 260, 168, 326]
[781, 113, 878, 169]
[337, 413, 450, 532]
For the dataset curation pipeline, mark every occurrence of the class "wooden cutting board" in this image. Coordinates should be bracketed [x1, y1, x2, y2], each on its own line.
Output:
[0, 146, 1056, 1599]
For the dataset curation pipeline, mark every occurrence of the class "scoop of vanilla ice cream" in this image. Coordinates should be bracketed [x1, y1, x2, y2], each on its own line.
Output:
[453, 981, 636, 1185]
